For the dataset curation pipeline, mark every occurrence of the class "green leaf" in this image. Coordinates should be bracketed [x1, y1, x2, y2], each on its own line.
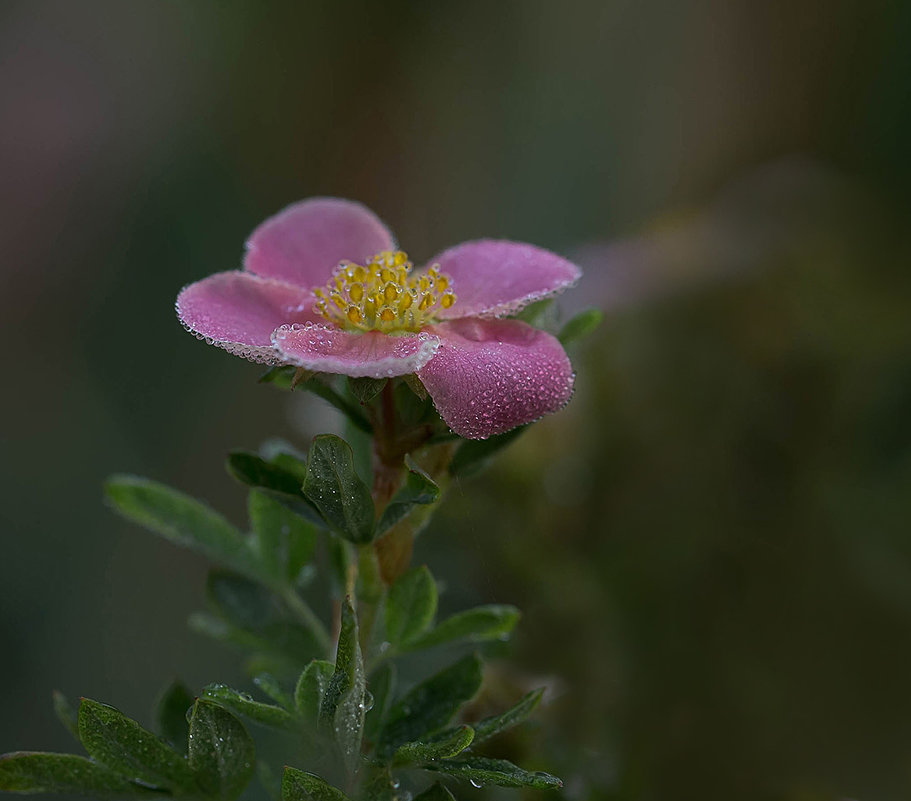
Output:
[154, 681, 194, 753]
[515, 298, 555, 327]
[469, 688, 544, 744]
[448, 428, 527, 478]
[393, 725, 474, 765]
[378, 653, 483, 756]
[384, 566, 437, 647]
[358, 764, 397, 801]
[77, 698, 196, 791]
[320, 600, 366, 770]
[303, 435, 375, 544]
[206, 571, 324, 663]
[406, 605, 520, 651]
[294, 660, 335, 724]
[202, 684, 296, 730]
[52, 691, 79, 741]
[348, 376, 387, 404]
[249, 491, 318, 586]
[402, 373, 428, 401]
[0, 752, 150, 797]
[376, 458, 441, 536]
[105, 475, 253, 574]
[424, 757, 562, 790]
[228, 452, 324, 526]
[253, 673, 294, 709]
[363, 662, 396, 743]
[413, 782, 457, 801]
[558, 307, 603, 345]
[298, 377, 373, 434]
[188, 699, 255, 800]
[282, 767, 350, 801]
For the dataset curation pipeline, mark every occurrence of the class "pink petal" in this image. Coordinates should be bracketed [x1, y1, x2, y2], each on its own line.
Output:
[272, 325, 441, 379]
[429, 240, 581, 319]
[244, 198, 396, 288]
[176, 271, 320, 364]
[418, 318, 575, 439]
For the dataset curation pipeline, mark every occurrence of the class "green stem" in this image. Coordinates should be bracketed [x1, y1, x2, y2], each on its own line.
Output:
[356, 543, 385, 661]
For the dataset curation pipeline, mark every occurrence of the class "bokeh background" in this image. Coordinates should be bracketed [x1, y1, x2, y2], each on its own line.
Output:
[2, 2, 911, 800]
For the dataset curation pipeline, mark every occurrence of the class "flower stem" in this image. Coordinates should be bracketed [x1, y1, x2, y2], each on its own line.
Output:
[281, 586, 332, 656]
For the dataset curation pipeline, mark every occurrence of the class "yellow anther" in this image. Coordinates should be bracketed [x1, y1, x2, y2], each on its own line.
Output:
[314, 250, 456, 332]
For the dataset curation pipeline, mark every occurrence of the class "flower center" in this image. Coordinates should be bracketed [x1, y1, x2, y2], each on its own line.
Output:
[313, 250, 456, 333]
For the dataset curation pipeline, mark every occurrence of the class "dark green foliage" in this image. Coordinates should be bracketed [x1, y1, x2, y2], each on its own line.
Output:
[259, 369, 371, 434]
[557, 307, 603, 345]
[405, 606, 520, 651]
[77, 698, 196, 792]
[468, 688, 544, 744]
[105, 476, 253, 576]
[202, 684, 296, 730]
[253, 673, 294, 709]
[384, 566, 437, 648]
[363, 663, 396, 744]
[0, 753, 150, 797]
[188, 699, 255, 800]
[281, 767, 349, 801]
[52, 691, 79, 741]
[377, 654, 483, 757]
[348, 377, 387, 405]
[448, 428, 527, 478]
[303, 436, 375, 544]
[295, 660, 335, 724]
[376, 458, 440, 536]
[154, 681, 195, 753]
[203, 571, 324, 664]
[249, 491, 318, 587]
[413, 783, 457, 801]
[227, 452, 323, 526]
[423, 758, 562, 789]
[393, 725, 474, 765]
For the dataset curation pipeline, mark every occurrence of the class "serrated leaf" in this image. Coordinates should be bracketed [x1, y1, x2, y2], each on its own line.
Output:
[77, 698, 196, 791]
[188, 699, 255, 800]
[394, 725, 474, 765]
[105, 475, 253, 574]
[228, 452, 324, 526]
[413, 783, 457, 801]
[469, 688, 543, 744]
[448, 428, 527, 478]
[363, 662, 396, 743]
[424, 757, 562, 789]
[0, 752, 150, 797]
[282, 767, 350, 801]
[406, 605, 520, 651]
[385, 566, 437, 647]
[303, 436, 375, 544]
[348, 377, 387, 404]
[376, 458, 441, 536]
[558, 307, 603, 345]
[378, 654, 483, 756]
[206, 571, 323, 664]
[52, 691, 79, 741]
[249, 491, 318, 585]
[320, 600, 365, 770]
[154, 681, 194, 753]
[294, 660, 334, 724]
[202, 684, 296, 730]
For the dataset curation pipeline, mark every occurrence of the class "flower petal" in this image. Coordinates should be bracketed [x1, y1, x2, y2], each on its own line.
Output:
[429, 240, 581, 319]
[418, 318, 575, 439]
[272, 325, 440, 379]
[176, 271, 319, 364]
[244, 197, 396, 288]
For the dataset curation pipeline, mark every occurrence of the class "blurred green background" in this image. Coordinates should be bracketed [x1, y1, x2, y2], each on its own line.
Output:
[2, 1, 910, 800]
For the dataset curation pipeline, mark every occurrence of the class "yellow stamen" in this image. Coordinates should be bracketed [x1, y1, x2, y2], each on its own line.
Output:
[313, 250, 457, 333]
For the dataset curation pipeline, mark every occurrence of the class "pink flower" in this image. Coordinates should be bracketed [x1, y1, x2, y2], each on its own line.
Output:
[176, 198, 580, 439]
